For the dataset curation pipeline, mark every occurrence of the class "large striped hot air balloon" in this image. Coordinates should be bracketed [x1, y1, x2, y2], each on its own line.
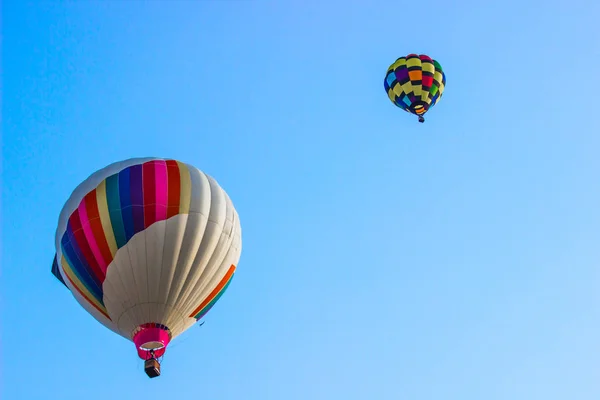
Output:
[51, 157, 242, 378]
[384, 53, 446, 123]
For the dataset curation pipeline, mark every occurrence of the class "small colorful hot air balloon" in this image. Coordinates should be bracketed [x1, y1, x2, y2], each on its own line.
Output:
[384, 53, 446, 123]
[51, 157, 242, 378]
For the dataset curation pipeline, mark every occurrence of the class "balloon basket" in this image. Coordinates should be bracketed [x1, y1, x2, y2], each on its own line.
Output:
[144, 358, 161, 378]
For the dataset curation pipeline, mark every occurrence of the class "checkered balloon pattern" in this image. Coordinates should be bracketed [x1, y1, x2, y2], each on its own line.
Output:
[384, 54, 446, 121]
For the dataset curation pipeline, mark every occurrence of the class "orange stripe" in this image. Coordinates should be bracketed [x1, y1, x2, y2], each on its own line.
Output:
[189, 264, 236, 318]
[63, 269, 111, 320]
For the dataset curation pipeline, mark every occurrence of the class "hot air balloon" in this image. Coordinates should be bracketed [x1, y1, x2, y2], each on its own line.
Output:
[51, 157, 242, 378]
[384, 53, 446, 123]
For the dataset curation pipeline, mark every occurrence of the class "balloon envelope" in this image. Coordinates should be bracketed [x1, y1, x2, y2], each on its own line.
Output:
[52, 157, 242, 360]
[384, 53, 446, 122]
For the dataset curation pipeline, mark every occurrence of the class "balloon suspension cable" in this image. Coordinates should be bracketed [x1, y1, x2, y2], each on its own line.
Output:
[148, 349, 164, 363]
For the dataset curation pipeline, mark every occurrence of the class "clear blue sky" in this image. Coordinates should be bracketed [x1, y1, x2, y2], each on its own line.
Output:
[2, 1, 600, 399]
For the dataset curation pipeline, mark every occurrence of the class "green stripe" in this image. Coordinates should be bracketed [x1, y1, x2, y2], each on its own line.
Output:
[106, 174, 127, 248]
[60, 245, 105, 306]
[193, 275, 234, 320]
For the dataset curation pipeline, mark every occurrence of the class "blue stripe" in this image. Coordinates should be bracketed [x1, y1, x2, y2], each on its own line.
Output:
[118, 168, 135, 241]
[62, 225, 96, 288]
[51, 254, 67, 287]
[386, 72, 396, 87]
[128, 164, 145, 235]
[61, 234, 104, 303]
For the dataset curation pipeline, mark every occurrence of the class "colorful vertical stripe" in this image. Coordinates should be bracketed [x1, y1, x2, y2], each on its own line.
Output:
[57, 159, 193, 318]
[189, 264, 237, 320]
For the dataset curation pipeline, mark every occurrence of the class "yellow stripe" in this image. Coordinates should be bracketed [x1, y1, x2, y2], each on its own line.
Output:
[421, 62, 435, 74]
[61, 255, 108, 315]
[387, 88, 396, 102]
[434, 71, 444, 87]
[401, 81, 412, 96]
[413, 83, 422, 98]
[406, 57, 421, 68]
[393, 84, 405, 97]
[96, 180, 118, 257]
[392, 58, 406, 70]
[177, 161, 192, 214]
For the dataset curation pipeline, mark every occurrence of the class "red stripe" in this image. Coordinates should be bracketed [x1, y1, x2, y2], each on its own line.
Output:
[419, 54, 432, 62]
[166, 160, 181, 218]
[154, 160, 168, 221]
[143, 161, 157, 227]
[69, 211, 104, 283]
[85, 191, 113, 273]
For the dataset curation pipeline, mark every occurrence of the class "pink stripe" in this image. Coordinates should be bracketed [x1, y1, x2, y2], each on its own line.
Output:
[78, 201, 107, 273]
[154, 160, 168, 221]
